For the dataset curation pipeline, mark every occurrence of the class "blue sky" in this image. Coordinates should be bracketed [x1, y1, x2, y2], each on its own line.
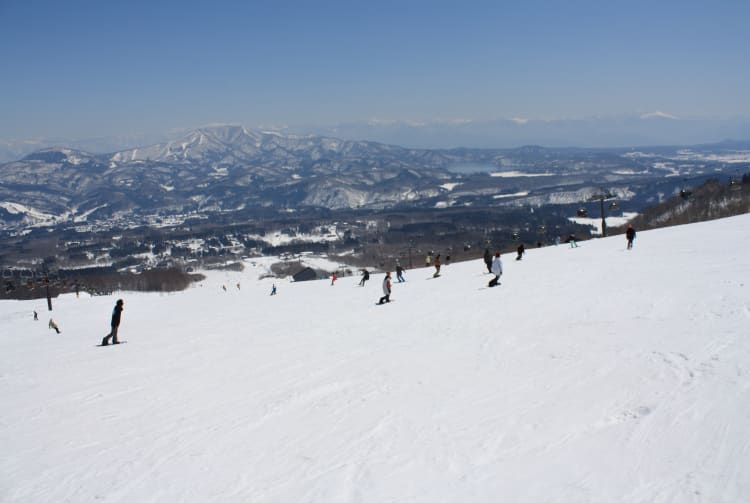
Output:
[1, 0, 749, 140]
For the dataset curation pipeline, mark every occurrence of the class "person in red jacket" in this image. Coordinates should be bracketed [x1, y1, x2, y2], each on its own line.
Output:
[433, 254, 441, 278]
[626, 224, 636, 249]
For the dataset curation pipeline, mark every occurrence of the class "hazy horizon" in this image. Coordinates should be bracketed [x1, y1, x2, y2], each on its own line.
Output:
[2, 0, 749, 144]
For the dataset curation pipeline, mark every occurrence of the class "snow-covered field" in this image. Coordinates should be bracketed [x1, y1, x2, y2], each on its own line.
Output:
[2, 215, 750, 502]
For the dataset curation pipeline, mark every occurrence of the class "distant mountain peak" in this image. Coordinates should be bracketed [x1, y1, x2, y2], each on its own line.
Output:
[640, 111, 679, 120]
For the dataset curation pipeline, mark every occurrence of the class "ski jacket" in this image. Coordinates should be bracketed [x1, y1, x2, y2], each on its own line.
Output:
[382, 276, 391, 295]
[111, 302, 123, 327]
[626, 227, 636, 240]
[491, 256, 503, 276]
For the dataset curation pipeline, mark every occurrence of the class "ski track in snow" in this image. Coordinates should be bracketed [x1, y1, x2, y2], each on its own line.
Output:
[2, 214, 750, 502]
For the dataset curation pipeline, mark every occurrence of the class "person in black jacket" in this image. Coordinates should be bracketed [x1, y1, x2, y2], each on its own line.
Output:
[102, 299, 124, 345]
[516, 244, 525, 261]
[483, 248, 493, 273]
[359, 269, 370, 286]
[395, 264, 405, 282]
[626, 224, 636, 249]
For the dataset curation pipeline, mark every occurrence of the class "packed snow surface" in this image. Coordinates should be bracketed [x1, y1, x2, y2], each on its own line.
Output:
[2, 215, 750, 502]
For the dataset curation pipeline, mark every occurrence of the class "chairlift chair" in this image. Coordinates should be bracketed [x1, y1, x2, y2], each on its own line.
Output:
[576, 208, 588, 218]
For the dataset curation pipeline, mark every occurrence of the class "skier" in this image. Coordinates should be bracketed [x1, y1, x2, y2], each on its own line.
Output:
[483, 248, 493, 273]
[489, 252, 503, 287]
[48, 319, 60, 333]
[395, 264, 405, 282]
[33, 310, 38, 321]
[433, 254, 441, 278]
[359, 269, 370, 286]
[378, 272, 392, 304]
[516, 243, 525, 261]
[626, 224, 636, 249]
[331, 272, 337, 286]
[270, 283, 277, 296]
[101, 299, 124, 346]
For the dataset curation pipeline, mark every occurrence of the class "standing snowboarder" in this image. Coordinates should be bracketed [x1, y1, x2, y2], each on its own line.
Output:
[433, 254, 441, 278]
[33, 310, 38, 321]
[101, 299, 124, 346]
[331, 272, 337, 285]
[270, 283, 277, 295]
[395, 264, 405, 282]
[378, 272, 392, 304]
[483, 248, 493, 273]
[489, 252, 503, 287]
[516, 243, 525, 261]
[626, 224, 636, 249]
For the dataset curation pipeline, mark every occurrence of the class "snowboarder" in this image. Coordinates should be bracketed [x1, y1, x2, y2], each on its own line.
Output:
[433, 254, 441, 278]
[222, 284, 227, 292]
[569, 235, 579, 248]
[270, 284, 277, 296]
[48, 319, 60, 334]
[378, 272, 392, 304]
[626, 224, 636, 249]
[489, 252, 503, 287]
[516, 244, 525, 261]
[33, 310, 38, 321]
[236, 282, 241, 290]
[331, 272, 337, 285]
[101, 299, 124, 346]
[359, 269, 370, 286]
[396, 264, 405, 283]
[483, 248, 493, 273]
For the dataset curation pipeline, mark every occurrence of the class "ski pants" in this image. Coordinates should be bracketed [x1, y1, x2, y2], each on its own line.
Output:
[103, 325, 119, 345]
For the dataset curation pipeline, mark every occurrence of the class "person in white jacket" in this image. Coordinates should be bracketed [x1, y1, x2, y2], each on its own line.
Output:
[489, 252, 503, 287]
[378, 272, 392, 304]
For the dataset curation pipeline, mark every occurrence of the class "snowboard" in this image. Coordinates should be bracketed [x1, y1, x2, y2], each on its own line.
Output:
[97, 341, 128, 347]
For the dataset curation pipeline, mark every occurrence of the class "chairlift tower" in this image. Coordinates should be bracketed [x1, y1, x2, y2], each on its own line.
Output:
[593, 190, 617, 237]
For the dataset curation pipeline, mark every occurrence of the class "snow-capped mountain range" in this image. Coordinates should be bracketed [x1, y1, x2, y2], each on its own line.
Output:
[0, 125, 747, 230]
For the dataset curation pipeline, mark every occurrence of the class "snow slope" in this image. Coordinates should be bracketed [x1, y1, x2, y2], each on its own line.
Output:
[2, 215, 750, 502]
